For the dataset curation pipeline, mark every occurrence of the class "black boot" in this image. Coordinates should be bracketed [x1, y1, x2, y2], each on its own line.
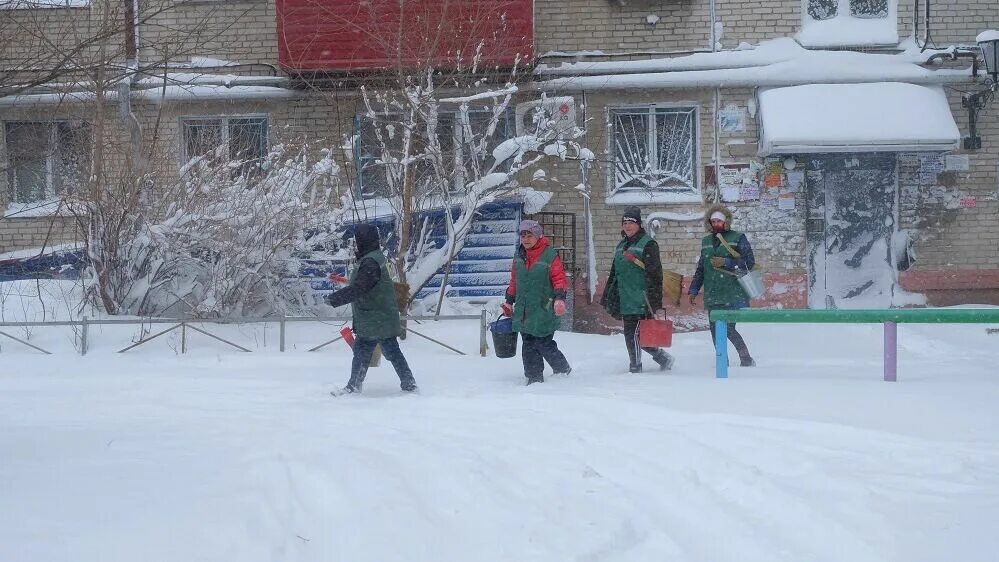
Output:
[526, 376, 544, 385]
[629, 363, 643, 373]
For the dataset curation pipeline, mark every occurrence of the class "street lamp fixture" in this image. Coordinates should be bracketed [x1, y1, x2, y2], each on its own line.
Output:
[962, 30, 999, 149]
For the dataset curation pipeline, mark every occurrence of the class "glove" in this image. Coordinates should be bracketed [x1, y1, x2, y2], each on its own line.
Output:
[654, 309, 666, 320]
[709, 256, 726, 269]
[329, 273, 349, 284]
[689, 294, 697, 306]
[553, 299, 567, 317]
[500, 302, 513, 317]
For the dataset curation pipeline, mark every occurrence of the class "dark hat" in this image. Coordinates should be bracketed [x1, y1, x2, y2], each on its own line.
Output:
[622, 206, 642, 225]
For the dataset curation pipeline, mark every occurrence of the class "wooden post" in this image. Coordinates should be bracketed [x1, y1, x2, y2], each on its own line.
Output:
[884, 321, 897, 382]
[480, 309, 488, 357]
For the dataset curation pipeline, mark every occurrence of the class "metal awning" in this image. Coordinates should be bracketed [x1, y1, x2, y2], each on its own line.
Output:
[758, 82, 960, 154]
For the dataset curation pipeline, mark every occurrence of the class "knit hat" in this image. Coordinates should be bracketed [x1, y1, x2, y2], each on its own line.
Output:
[622, 206, 642, 225]
[518, 219, 543, 237]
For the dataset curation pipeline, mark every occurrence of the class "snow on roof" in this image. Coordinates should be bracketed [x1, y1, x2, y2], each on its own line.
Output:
[0, 0, 87, 8]
[977, 30, 999, 43]
[797, 7, 898, 48]
[136, 73, 286, 88]
[535, 38, 972, 91]
[758, 83, 960, 154]
[0, 85, 296, 106]
[537, 38, 959, 77]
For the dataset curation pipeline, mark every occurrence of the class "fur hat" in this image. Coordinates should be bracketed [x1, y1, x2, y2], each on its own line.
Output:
[622, 206, 642, 225]
[703, 204, 733, 231]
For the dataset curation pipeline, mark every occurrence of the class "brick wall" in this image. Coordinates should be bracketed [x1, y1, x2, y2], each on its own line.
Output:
[535, 0, 999, 55]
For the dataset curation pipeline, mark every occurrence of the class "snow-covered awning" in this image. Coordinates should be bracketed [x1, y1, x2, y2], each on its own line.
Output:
[758, 83, 960, 154]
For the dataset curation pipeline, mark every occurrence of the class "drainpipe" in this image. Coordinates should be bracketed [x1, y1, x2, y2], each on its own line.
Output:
[119, 0, 144, 176]
[710, 0, 722, 203]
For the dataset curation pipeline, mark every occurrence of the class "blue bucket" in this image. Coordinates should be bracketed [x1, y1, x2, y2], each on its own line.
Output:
[490, 317, 518, 358]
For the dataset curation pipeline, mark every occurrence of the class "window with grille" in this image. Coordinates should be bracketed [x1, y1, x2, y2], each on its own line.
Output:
[355, 110, 513, 200]
[608, 105, 697, 197]
[181, 115, 268, 177]
[4, 121, 91, 204]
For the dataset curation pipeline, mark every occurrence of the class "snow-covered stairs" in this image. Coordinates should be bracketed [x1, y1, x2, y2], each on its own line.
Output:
[414, 201, 520, 301]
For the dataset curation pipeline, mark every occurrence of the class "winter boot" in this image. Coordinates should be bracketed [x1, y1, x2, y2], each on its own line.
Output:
[331, 383, 361, 397]
[740, 356, 756, 367]
[628, 363, 643, 373]
[655, 351, 675, 371]
[401, 381, 419, 392]
[554, 367, 572, 376]
[525, 376, 544, 385]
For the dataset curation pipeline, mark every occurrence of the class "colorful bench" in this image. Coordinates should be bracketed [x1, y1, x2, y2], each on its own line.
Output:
[709, 308, 999, 381]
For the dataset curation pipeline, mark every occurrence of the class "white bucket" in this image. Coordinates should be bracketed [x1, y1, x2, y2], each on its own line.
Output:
[738, 270, 765, 300]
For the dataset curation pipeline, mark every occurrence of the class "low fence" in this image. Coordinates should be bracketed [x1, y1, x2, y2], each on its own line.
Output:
[709, 308, 999, 381]
[0, 312, 491, 357]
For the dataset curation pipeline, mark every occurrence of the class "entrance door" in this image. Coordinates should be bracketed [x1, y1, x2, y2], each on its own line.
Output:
[804, 153, 899, 309]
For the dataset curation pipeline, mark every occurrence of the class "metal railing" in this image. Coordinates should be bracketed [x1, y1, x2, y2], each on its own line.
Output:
[0, 311, 491, 357]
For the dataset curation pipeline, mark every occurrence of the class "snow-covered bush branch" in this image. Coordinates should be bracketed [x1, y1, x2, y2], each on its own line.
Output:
[81, 145, 348, 318]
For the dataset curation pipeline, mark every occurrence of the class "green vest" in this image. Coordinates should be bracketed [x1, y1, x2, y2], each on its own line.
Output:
[351, 250, 402, 339]
[700, 230, 749, 309]
[613, 234, 653, 316]
[512, 246, 561, 337]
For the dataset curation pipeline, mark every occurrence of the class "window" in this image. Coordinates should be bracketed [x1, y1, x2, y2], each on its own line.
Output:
[355, 110, 513, 200]
[799, 0, 897, 47]
[608, 105, 697, 202]
[4, 121, 90, 204]
[181, 115, 267, 177]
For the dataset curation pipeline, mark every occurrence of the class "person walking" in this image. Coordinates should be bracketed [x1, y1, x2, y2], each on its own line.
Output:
[501, 219, 572, 385]
[688, 204, 756, 367]
[600, 206, 675, 373]
[326, 224, 418, 395]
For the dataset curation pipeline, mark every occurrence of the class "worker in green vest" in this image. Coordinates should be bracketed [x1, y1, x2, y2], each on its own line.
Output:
[326, 224, 418, 396]
[501, 219, 572, 385]
[600, 206, 676, 373]
[688, 204, 756, 367]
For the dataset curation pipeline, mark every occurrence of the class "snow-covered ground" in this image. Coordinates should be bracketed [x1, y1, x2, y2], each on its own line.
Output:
[1, 282, 998, 562]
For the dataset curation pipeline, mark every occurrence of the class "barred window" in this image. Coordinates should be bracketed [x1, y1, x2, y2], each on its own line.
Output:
[609, 106, 697, 195]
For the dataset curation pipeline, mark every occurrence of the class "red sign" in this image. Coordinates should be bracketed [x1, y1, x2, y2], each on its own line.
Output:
[960, 196, 977, 208]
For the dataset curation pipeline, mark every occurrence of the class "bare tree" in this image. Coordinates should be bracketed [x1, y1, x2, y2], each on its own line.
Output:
[287, 0, 588, 305]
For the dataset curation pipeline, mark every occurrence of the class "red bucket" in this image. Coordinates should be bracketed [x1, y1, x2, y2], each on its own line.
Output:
[638, 318, 673, 348]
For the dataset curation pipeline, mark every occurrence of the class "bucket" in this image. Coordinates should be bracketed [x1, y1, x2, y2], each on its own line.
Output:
[737, 270, 764, 300]
[638, 318, 673, 348]
[490, 317, 519, 358]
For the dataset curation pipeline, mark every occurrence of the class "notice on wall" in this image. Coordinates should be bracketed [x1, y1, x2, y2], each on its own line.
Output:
[919, 154, 945, 184]
[740, 185, 760, 201]
[718, 104, 746, 133]
[961, 196, 977, 208]
[945, 154, 970, 172]
[785, 170, 805, 192]
[778, 192, 796, 210]
[764, 173, 784, 189]
[721, 186, 741, 202]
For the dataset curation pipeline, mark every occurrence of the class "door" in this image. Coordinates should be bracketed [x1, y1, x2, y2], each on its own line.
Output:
[805, 153, 899, 309]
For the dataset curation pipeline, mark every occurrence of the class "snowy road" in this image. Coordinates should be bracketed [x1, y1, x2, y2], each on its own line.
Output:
[2, 320, 998, 561]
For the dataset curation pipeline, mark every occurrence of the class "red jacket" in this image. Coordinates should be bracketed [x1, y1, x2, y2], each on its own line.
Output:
[505, 236, 568, 301]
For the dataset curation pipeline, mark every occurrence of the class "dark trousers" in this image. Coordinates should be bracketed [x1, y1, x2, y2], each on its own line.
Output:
[709, 322, 752, 361]
[347, 336, 417, 390]
[521, 332, 571, 381]
[622, 315, 673, 368]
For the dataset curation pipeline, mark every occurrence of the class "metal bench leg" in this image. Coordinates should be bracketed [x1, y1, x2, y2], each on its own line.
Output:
[715, 320, 728, 379]
[884, 321, 897, 382]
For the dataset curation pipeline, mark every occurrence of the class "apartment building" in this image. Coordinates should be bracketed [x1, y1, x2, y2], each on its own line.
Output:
[1, 0, 996, 327]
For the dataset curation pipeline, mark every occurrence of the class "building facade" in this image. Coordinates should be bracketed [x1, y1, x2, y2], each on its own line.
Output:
[1, 0, 996, 326]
